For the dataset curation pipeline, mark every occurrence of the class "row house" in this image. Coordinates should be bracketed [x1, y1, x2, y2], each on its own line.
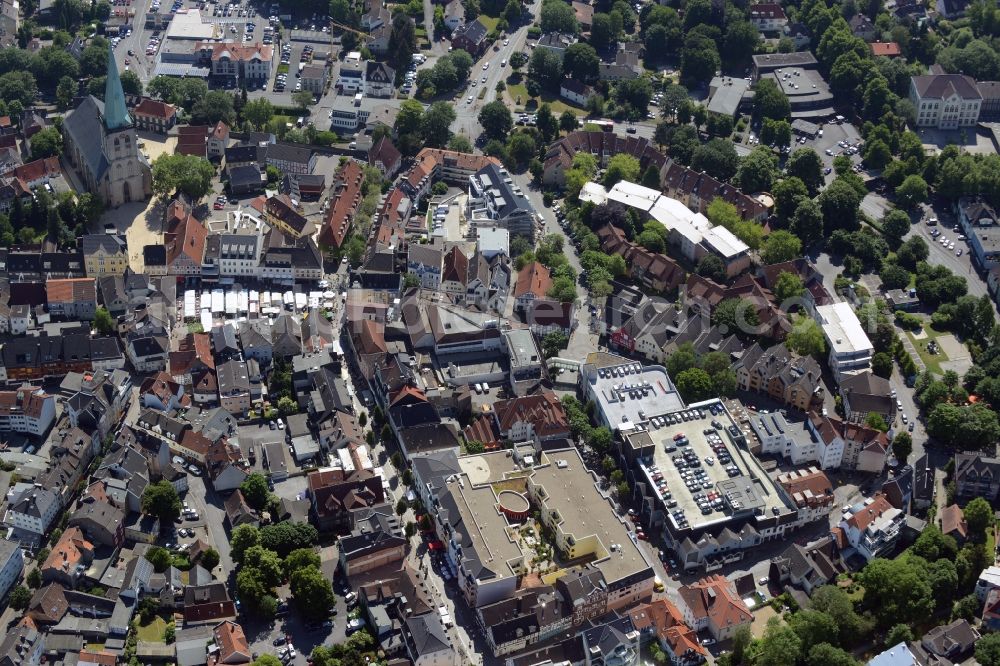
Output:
[0, 333, 125, 382]
[0, 385, 55, 436]
[733, 342, 822, 412]
[597, 224, 686, 294]
[81, 234, 128, 277]
[776, 467, 834, 526]
[807, 412, 889, 472]
[318, 159, 364, 249]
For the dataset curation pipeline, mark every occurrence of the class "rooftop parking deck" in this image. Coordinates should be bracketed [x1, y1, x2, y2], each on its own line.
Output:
[626, 400, 791, 533]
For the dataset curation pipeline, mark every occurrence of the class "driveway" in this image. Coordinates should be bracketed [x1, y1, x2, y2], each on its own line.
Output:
[184, 473, 234, 576]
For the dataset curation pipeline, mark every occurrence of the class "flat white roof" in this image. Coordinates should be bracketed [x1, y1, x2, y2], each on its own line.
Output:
[648, 196, 710, 245]
[606, 181, 660, 212]
[580, 182, 608, 205]
[166, 9, 216, 40]
[703, 225, 749, 258]
[816, 302, 873, 355]
[476, 226, 510, 253]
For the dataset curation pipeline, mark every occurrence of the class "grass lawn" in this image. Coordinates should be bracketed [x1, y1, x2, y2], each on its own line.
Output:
[478, 14, 499, 31]
[905, 325, 949, 375]
[277, 63, 288, 74]
[505, 84, 584, 116]
[86, 644, 105, 652]
[989, 523, 997, 557]
[136, 616, 168, 643]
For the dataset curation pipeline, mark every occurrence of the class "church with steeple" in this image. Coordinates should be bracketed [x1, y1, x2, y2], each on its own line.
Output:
[62, 47, 152, 207]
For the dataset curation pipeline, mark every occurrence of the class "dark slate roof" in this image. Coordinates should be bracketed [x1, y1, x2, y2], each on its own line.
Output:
[912, 74, 982, 100]
[63, 97, 110, 182]
[228, 164, 264, 189]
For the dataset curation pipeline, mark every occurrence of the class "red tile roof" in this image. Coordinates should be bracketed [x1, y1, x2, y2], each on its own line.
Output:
[678, 575, 752, 634]
[320, 160, 364, 248]
[133, 98, 177, 120]
[870, 42, 902, 57]
[845, 493, 896, 532]
[514, 261, 552, 299]
[165, 201, 209, 268]
[46, 278, 96, 304]
[493, 392, 570, 440]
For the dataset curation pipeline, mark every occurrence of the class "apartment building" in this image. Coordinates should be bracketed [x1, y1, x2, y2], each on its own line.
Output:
[734, 342, 822, 412]
[815, 303, 873, 382]
[838, 493, 903, 561]
[0, 386, 55, 436]
[81, 234, 128, 277]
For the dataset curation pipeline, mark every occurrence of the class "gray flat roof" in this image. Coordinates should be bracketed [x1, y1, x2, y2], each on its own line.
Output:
[581, 356, 685, 431]
[752, 51, 818, 70]
[529, 448, 651, 585]
[625, 399, 793, 532]
[707, 77, 750, 117]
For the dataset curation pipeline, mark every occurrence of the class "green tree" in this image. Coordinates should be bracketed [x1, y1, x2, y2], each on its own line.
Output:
[541, 331, 569, 358]
[713, 298, 760, 336]
[190, 90, 236, 125]
[292, 90, 315, 109]
[773, 271, 805, 302]
[540, 0, 578, 33]
[141, 480, 182, 523]
[151, 153, 215, 200]
[681, 32, 720, 86]
[243, 97, 274, 130]
[786, 315, 827, 357]
[55, 75, 76, 111]
[691, 137, 738, 181]
[290, 566, 335, 619]
[871, 351, 894, 378]
[978, 633, 1000, 666]
[736, 146, 780, 193]
[896, 175, 928, 209]
[9, 585, 30, 610]
[964, 496, 993, 537]
[789, 610, 839, 654]
[146, 546, 173, 572]
[240, 473, 270, 511]
[479, 101, 512, 141]
[563, 42, 600, 83]
[421, 102, 456, 148]
[858, 557, 934, 628]
[560, 110, 578, 133]
[819, 178, 863, 232]
[26, 567, 40, 588]
[388, 13, 417, 73]
[763, 230, 803, 265]
[753, 77, 791, 120]
[806, 644, 860, 666]
[758, 616, 802, 666]
[891, 432, 912, 463]
[230, 524, 260, 563]
[696, 255, 726, 283]
[787, 148, 825, 195]
[603, 154, 641, 187]
[774, 176, 809, 225]
[200, 548, 220, 570]
[259, 522, 318, 557]
[284, 548, 321, 578]
[674, 368, 714, 402]
[866, 412, 888, 432]
[93, 306, 115, 335]
[30, 127, 63, 160]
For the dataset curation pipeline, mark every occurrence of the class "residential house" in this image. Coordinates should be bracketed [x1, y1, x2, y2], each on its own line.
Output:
[0, 386, 56, 437]
[263, 194, 312, 239]
[957, 197, 1000, 270]
[559, 78, 594, 107]
[750, 3, 787, 32]
[307, 467, 386, 532]
[938, 503, 968, 543]
[319, 159, 364, 249]
[132, 98, 177, 134]
[338, 515, 407, 576]
[807, 412, 889, 473]
[492, 392, 570, 447]
[227, 165, 266, 196]
[954, 451, 1000, 500]
[5, 485, 60, 542]
[677, 575, 752, 642]
[919, 620, 979, 662]
[217, 359, 251, 416]
[467, 164, 538, 239]
[814, 302, 873, 382]
[46, 278, 97, 320]
[68, 498, 125, 547]
[870, 41, 902, 57]
[369, 137, 402, 179]
[734, 343, 822, 412]
[628, 599, 706, 666]
[300, 64, 327, 95]
[444, 0, 464, 30]
[266, 142, 316, 176]
[183, 583, 237, 625]
[838, 493, 903, 561]
[198, 41, 273, 86]
[213, 621, 251, 665]
[768, 536, 847, 596]
[223, 489, 258, 530]
[849, 13, 876, 40]
[403, 614, 455, 666]
[164, 198, 209, 276]
[776, 467, 834, 525]
[0, 621, 44, 666]
[81, 235, 128, 277]
[27, 583, 69, 625]
[407, 243, 444, 290]
[536, 32, 577, 56]
[41, 527, 94, 588]
[365, 61, 396, 98]
[451, 18, 489, 56]
[839, 371, 895, 426]
[543, 131, 666, 189]
[0, 539, 23, 603]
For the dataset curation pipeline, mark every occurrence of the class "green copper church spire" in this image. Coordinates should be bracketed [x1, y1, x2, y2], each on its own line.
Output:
[103, 45, 132, 131]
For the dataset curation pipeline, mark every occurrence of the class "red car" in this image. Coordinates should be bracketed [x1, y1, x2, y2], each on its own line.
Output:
[213, 201, 224, 210]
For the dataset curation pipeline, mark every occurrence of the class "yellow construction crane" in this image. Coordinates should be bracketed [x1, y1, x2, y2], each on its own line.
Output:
[329, 20, 373, 42]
